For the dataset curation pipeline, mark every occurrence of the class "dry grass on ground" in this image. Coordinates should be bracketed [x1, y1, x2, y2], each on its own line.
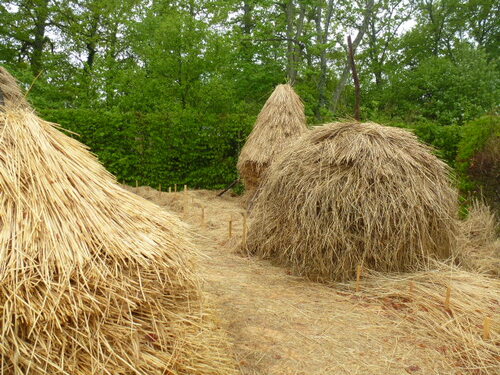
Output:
[127, 186, 499, 375]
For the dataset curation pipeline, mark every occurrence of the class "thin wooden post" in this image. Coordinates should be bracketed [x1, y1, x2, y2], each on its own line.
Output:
[355, 264, 363, 292]
[228, 217, 233, 238]
[135, 180, 138, 188]
[168, 186, 171, 193]
[241, 212, 248, 248]
[445, 285, 451, 309]
[159, 184, 161, 192]
[483, 317, 491, 340]
[201, 206, 206, 228]
[183, 186, 188, 214]
[174, 184, 177, 192]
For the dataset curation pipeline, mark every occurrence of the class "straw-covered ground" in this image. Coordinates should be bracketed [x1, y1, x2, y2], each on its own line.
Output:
[126, 186, 499, 375]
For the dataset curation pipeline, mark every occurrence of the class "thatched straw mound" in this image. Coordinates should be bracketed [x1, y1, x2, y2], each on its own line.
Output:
[237, 84, 307, 199]
[246, 122, 459, 281]
[0, 67, 236, 375]
[457, 200, 500, 277]
[353, 264, 499, 375]
[0, 67, 30, 109]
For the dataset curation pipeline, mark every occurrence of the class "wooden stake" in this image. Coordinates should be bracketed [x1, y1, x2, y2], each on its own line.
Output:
[483, 317, 491, 340]
[135, 180, 138, 188]
[184, 184, 188, 192]
[241, 212, 248, 248]
[445, 285, 451, 309]
[228, 217, 233, 238]
[355, 264, 363, 292]
[201, 206, 205, 228]
[174, 184, 177, 192]
[158, 184, 161, 192]
[168, 186, 171, 193]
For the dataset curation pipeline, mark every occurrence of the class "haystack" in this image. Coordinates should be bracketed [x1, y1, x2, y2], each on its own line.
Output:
[457, 199, 500, 277]
[237, 84, 307, 200]
[0, 67, 236, 375]
[245, 122, 459, 281]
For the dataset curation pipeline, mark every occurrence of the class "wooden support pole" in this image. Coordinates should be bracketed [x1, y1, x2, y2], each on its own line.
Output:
[228, 217, 233, 238]
[241, 212, 248, 248]
[168, 186, 171, 193]
[355, 264, 363, 292]
[483, 317, 491, 340]
[201, 206, 206, 228]
[183, 185, 188, 213]
[445, 285, 451, 309]
[174, 184, 177, 192]
[135, 180, 138, 188]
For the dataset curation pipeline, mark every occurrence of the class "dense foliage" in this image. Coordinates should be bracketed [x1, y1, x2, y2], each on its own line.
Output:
[0, 0, 498, 191]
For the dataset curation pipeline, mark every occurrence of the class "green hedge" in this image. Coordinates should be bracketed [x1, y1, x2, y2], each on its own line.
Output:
[40, 108, 253, 189]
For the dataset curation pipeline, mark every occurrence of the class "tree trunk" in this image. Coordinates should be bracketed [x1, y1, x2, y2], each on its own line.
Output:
[314, 0, 335, 121]
[330, 0, 374, 113]
[85, 13, 100, 72]
[347, 35, 361, 121]
[285, 0, 296, 84]
[241, 1, 254, 61]
[30, 0, 50, 76]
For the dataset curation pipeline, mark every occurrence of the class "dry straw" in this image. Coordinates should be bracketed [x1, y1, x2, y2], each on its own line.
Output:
[351, 263, 499, 375]
[246, 122, 459, 281]
[0, 67, 236, 375]
[237, 84, 307, 201]
[456, 199, 500, 277]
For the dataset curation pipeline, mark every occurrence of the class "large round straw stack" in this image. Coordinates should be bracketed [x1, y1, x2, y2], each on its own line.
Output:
[0, 67, 236, 375]
[246, 122, 459, 281]
[237, 84, 307, 200]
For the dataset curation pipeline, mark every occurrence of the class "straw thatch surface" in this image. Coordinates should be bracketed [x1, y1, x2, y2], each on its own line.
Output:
[246, 122, 459, 281]
[0, 67, 30, 109]
[237, 84, 307, 199]
[353, 263, 499, 375]
[457, 200, 500, 277]
[0, 67, 236, 375]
